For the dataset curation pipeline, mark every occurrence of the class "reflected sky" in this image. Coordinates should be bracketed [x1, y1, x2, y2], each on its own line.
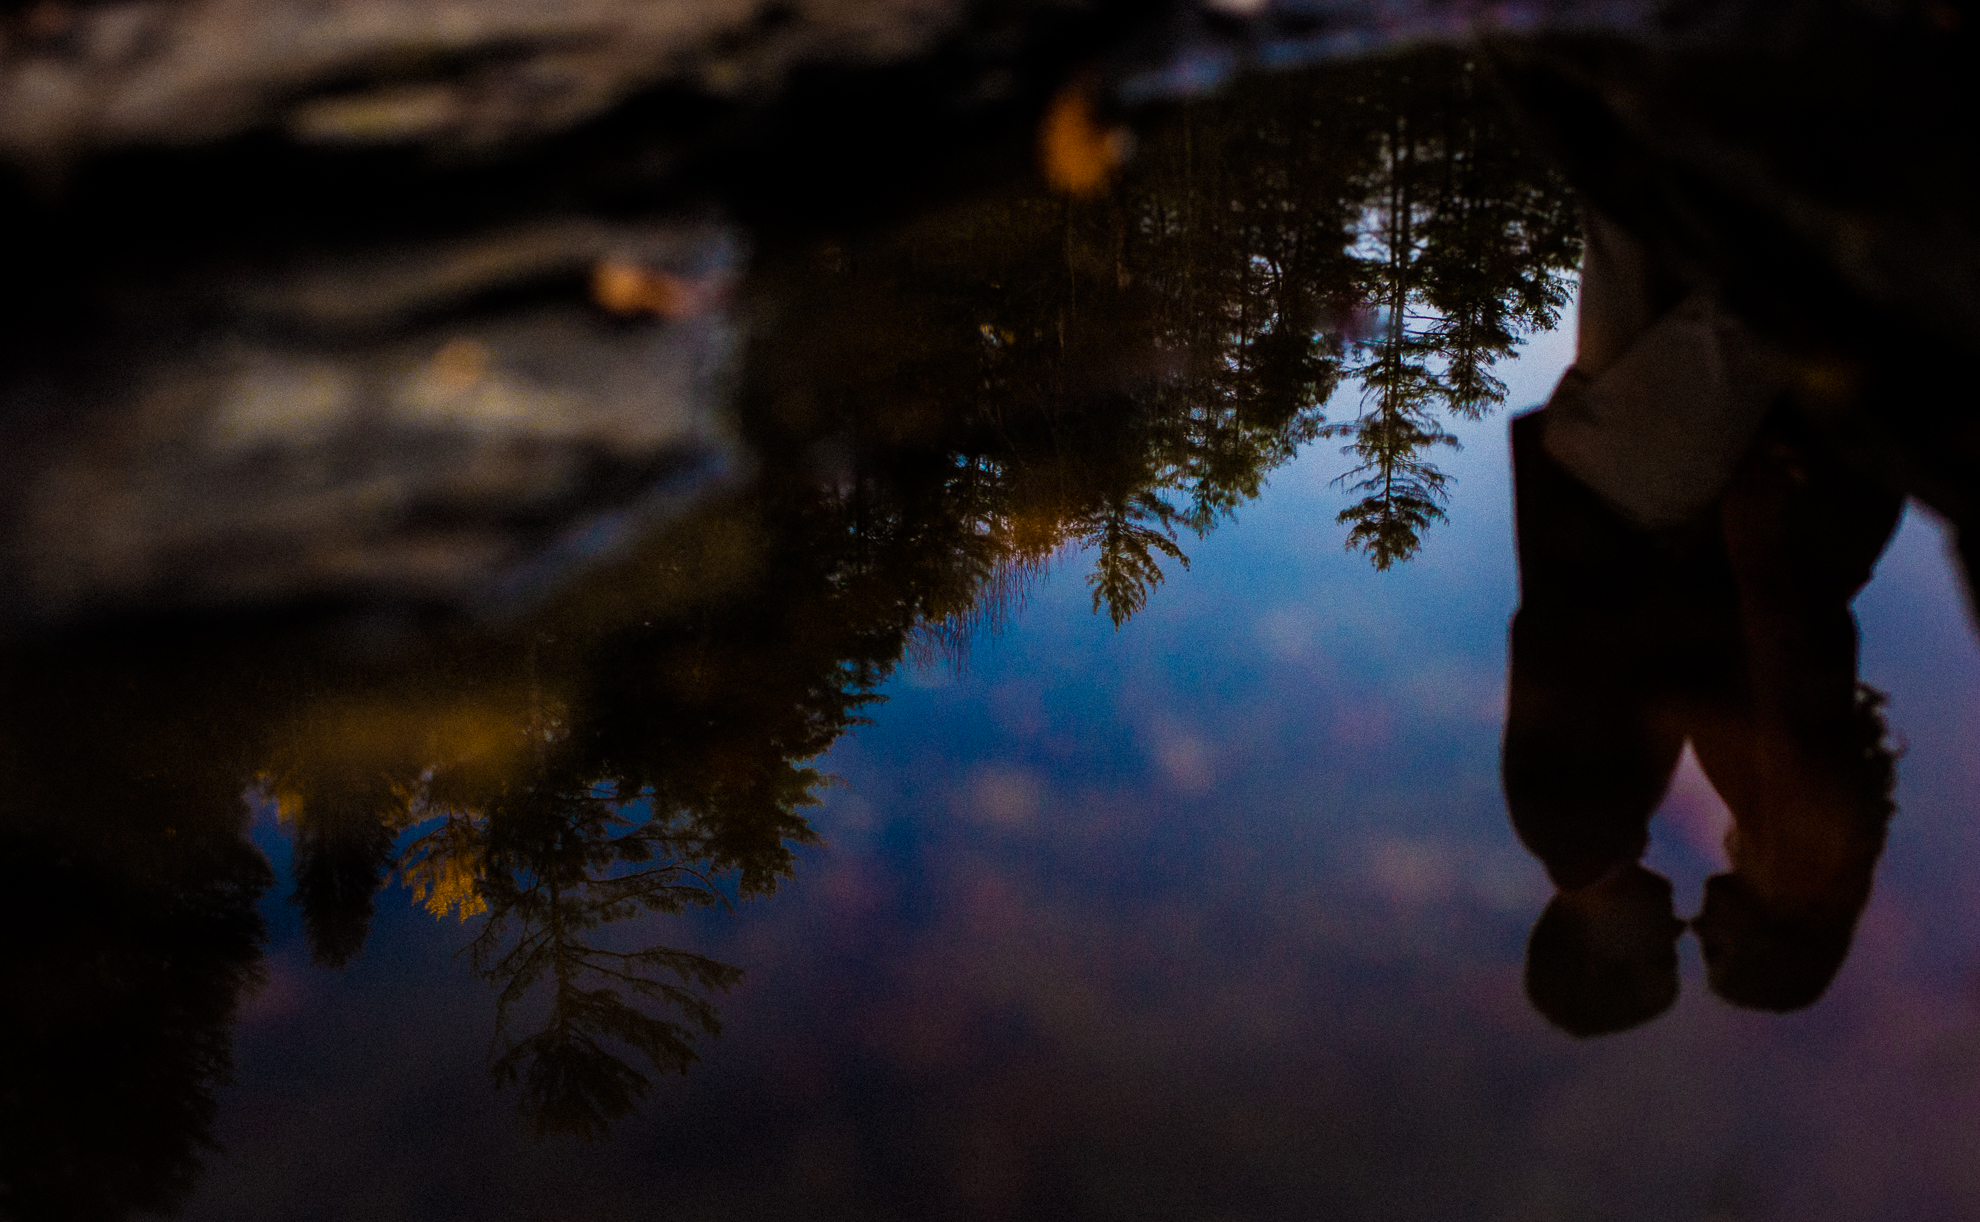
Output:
[178, 284, 1980, 1219]
[208, 328, 1568, 1221]
[5, 37, 1979, 1221]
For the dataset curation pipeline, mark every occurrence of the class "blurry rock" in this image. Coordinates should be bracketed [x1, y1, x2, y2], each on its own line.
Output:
[0, 218, 741, 632]
[0, 0, 970, 166]
[0, 0, 1114, 638]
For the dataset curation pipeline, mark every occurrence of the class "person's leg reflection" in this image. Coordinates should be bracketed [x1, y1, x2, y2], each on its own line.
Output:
[1691, 422, 1901, 1011]
[1503, 411, 1687, 892]
[1504, 410, 1695, 1036]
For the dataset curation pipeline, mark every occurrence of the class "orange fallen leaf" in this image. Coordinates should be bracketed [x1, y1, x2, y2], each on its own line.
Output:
[592, 259, 699, 319]
[1039, 81, 1129, 198]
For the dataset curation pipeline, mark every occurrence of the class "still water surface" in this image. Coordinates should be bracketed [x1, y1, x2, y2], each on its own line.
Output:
[4, 47, 1978, 1222]
[193, 335, 1980, 1222]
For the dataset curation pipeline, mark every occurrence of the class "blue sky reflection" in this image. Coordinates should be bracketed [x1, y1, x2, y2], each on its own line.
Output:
[195, 293, 1980, 1222]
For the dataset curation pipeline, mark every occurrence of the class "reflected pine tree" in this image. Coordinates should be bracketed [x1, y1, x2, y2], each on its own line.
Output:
[269, 767, 421, 969]
[756, 47, 1576, 600]
[405, 781, 743, 1142]
[1075, 491, 1193, 627]
[376, 608, 854, 1139]
[0, 647, 269, 1222]
[0, 48, 1584, 1197]
[1329, 54, 1580, 567]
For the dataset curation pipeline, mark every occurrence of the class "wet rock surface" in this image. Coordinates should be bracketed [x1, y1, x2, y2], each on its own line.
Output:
[0, 0, 1145, 634]
[0, 0, 967, 164]
[0, 212, 742, 632]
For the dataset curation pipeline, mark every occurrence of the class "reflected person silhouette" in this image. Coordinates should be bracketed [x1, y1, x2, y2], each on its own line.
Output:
[1505, 210, 1903, 1034]
[1692, 425, 1902, 1011]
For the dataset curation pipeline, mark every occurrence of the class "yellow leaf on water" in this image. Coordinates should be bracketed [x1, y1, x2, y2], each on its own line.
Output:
[592, 260, 697, 318]
[1038, 81, 1129, 198]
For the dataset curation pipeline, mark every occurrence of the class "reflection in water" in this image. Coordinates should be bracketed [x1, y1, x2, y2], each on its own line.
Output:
[1505, 212, 1905, 1035]
[0, 47, 1580, 1216]
[417, 785, 744, 1142]
[1327, 57, 1578, 566]
[805, 50, 1578, 590]
[0, 651, 270, 1221]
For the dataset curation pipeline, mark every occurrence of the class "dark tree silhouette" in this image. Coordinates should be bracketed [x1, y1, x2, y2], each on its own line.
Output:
[1326, 52, 1581, 567]
[273, 770, 420, 968]
[401, 779, 744, 1141]
[0, 646, 270, 1222]
[0, 49, 1586, 1190]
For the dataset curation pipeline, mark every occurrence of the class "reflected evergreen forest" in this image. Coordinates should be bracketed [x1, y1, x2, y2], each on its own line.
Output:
[0, 50, 1576, 1219]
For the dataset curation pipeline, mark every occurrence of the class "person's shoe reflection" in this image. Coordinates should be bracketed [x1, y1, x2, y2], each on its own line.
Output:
[1526, 863, 1685, 1036]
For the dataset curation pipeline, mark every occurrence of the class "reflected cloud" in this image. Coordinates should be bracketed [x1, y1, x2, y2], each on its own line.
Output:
[1367, 838, 1462, 906]
[1254, 605, 1319, 663]
[1330, 701, 1397, 750]
[1365, 837, 1545, 912]
[964, 765, 1045, 829]
[1154, 733, 1217, 796]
